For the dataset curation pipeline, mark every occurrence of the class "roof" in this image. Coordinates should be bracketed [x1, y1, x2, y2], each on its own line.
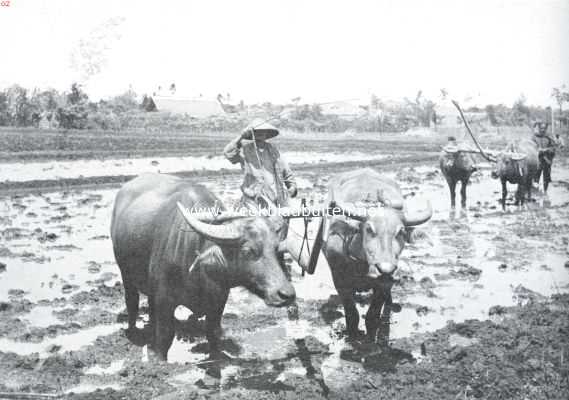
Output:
[320, 101, 366, 118]
[152, 96, 225, 118]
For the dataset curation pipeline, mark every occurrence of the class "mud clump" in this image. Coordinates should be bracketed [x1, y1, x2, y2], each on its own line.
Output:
[87, 261, 102, 273]
[36, 231, 59, 243]
[512, 284, 546, 303]
[419, 276, 436, 289]
[396, 167, 423, 184]
[347, 294, 569, 400]
[0, 227, 30, 240]
[0, 352, 84, 393]
[488, 305, 507, 316]
[69, 283, 124, 309]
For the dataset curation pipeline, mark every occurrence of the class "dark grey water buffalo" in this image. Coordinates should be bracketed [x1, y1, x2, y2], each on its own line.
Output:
[490, 139, 539, 208]
[439, 144, 477, 208]
[110, 173, 296, 360]
[320, 168, 432, 342]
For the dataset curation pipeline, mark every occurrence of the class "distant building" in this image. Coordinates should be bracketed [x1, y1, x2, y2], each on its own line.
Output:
[320, 100, 367, 120]
[435, 104, 491, 130]
[151, 96, 225, 118]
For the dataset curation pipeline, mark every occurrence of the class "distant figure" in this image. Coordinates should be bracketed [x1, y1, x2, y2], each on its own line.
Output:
[439, 136, 477, 209]
[531, 121, 556, 193]
[555, 133, 565, 149]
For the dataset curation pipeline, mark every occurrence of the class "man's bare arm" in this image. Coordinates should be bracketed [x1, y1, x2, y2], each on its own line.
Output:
[223, 131, 248, 164]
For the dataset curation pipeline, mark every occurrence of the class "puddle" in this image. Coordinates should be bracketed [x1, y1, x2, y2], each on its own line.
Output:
[21, 305, 63, 327]
[0, 152, 388, 183]
[65, 382, 123, 394]
[0, 323, 122, 356]
[85, 359, 125, 375]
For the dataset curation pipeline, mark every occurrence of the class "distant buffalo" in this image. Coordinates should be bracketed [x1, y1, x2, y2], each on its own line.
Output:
[439, 144, 477, 208]
[491, 139, 539, 209]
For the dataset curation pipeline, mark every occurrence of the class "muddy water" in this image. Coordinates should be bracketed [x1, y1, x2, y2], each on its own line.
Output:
[0, 156, 568, 397]
[0, 151, 388, 182]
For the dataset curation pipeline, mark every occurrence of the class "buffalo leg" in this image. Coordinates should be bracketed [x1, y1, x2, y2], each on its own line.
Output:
[122, 279, 139, 332]
[460, 179, 468, 208]
[526, 177, 532, 202]
[447, 179, 457, 208]
[543, 164, 551, 193]
[535, 166, 542, 184]
[152, 296, 176, 361]
[205, 292, 228, 358]
[365, 289, 386, 342]
[338, 288, 360, 339]
[515, 183, 525, 206]
[147, 294, 155, 344]
[376, 291, 393, 347]
[500, 179, 508, 210]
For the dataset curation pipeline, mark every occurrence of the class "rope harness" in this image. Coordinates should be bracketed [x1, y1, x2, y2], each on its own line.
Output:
[328, 226, 365, 263]
[298, 198, 312, 276]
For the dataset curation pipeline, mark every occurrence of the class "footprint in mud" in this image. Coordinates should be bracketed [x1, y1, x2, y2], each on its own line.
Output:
[190, 338, 242, 357]
[340, 342, 415, 373]
[192, 336, 330, 396]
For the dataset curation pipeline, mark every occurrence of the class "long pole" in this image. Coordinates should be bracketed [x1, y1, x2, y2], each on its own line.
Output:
[451, 100, 494, 162]
[551, 106, 555, 136]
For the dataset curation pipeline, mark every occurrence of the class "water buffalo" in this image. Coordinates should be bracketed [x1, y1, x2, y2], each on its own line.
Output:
[439, 144, 477, 208]
[320, 168, 432, 342]
[490, 139, 539, 208]
[110, 173, 296, 360]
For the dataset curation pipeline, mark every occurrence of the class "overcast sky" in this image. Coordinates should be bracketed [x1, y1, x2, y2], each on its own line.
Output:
[1, 0, 567, 105]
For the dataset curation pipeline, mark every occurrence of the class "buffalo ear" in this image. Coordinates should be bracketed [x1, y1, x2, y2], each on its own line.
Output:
[188, 245, 227, 274]
[404, 227, 433, 246]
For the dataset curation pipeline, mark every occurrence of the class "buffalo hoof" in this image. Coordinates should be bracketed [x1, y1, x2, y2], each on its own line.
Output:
[389, 302, 402, 313]
[345, 329, 366, 343]
[125, 327, 147, 346]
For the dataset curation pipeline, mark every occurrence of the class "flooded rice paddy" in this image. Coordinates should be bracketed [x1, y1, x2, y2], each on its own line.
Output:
[0, 145, 568, 399]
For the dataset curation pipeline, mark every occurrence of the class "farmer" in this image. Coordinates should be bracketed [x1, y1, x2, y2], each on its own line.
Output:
[224, 118, 299, 319]
[531, 120, 556, 193]
[224, 118, 298, 208]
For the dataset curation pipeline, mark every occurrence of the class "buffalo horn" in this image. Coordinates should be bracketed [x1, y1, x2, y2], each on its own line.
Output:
[377, 189, 403, 209]
[402, 200, 433, 226]
[177, 202, 240, 243]
[333, 203, 367, 221]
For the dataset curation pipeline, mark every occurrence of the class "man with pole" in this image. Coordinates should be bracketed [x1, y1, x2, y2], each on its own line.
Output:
[224, 119, 300, 319]
[531, 120, 556, 194]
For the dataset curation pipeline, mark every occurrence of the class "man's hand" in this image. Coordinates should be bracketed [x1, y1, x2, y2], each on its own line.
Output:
[241, 129, 253, 140]
[287, 185, 298, 198]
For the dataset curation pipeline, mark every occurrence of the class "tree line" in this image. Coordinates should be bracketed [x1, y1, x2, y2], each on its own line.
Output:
[0, 83, 567, 133]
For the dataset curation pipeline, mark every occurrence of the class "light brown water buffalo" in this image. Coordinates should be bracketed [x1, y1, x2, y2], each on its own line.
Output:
[110, 173, 296, 360]
[490, 139, 539, 209]
[320, 168, 432, 342]
[439, 141, 477, 208]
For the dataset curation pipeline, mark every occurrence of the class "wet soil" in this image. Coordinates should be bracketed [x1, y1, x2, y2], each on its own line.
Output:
[0, 137, 567, 399]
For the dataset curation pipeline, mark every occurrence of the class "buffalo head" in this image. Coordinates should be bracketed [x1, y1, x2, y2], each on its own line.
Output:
[491, 151, 526, 181]
[177, 203, 295, 307]
[441, 149, 477, 173]
[334, 192, 432, 279]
